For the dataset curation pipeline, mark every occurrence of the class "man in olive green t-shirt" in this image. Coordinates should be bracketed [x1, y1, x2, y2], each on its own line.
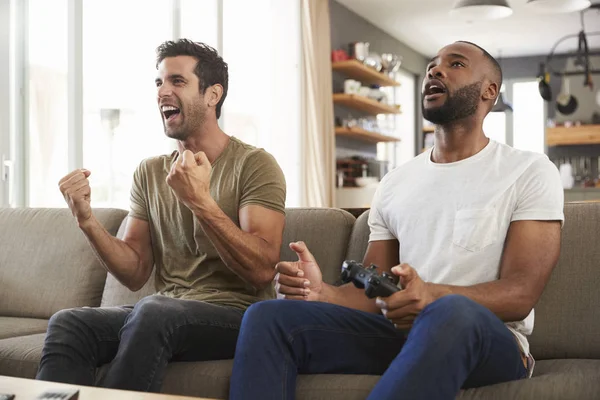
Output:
[37, 39, 286, 392]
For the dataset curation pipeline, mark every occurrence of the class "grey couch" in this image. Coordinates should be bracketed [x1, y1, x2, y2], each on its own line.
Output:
[0, 203, 599, 399]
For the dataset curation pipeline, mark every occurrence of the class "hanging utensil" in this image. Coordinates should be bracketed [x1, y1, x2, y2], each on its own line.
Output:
[556, 76, 578, 115]
[537, 63, 552, 101]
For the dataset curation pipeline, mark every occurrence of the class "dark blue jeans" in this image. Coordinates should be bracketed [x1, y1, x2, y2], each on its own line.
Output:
[230, 294, 527, 400]
[36, 294, 244, 392]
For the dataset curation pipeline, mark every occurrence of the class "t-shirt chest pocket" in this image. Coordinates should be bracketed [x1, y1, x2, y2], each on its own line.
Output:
[452, 208, 499, 252]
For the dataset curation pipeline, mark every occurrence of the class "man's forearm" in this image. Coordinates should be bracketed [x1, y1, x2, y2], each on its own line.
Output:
[320, 282, 380, 314]
[427, 279, 532, 322]
[192, 199, 278, 289]
[78, 216, 147, 290]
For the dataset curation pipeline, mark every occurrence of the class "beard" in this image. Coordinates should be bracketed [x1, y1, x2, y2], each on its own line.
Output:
[422, 81, 481, 125]
[162, 103, 206, 140]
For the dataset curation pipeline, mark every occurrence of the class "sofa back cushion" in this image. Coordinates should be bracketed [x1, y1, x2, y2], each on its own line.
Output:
[0, 208, 127, 318]
[345, 210, 370, 263]
[529, 202, 600, 359]
[101, 207, 357, 306]
[280, 208, 355, 285]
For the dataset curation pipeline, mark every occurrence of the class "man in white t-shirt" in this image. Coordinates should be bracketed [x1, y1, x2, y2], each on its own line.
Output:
[228, 41, 564, 400]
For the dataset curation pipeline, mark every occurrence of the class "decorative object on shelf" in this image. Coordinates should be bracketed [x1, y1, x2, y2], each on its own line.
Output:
[364, 53, 383, 72]
[526, 0, 590, 13]
[449, 0, 513, 20]
[348, 42, 370, 61]
[331, 48, 349, 62]
[381, 53, 402, 77]
[343, 79, 361, 95]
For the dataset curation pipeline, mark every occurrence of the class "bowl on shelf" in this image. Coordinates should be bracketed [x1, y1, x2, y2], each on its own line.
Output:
[355, 177, 379, 187]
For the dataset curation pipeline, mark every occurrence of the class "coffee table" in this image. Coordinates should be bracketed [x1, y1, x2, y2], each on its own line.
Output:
[0, 376, 218, 399]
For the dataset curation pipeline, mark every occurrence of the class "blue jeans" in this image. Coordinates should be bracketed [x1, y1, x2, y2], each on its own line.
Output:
[36, 294, 244, 392]
[230, 294, 527, 400]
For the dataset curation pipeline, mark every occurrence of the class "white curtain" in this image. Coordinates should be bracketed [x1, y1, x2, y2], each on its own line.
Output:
[301, 0, 335, 207]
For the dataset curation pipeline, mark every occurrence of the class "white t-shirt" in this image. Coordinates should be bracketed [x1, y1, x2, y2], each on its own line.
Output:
[368, 139, 564, 357]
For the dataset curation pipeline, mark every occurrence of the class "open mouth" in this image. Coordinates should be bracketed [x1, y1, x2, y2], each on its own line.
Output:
[161, 105, 181, 122]
[424, 80, 447, 99]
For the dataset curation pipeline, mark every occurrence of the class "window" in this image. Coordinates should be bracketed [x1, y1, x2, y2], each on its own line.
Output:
[483, 85, 507, 144]
[180, 0, 219, 50]
[377, 68, 416, 169]
[12, 1, 302, 208]
[222, 0, 301, 206]
[81, 0, 174, 209]
[483, 112, 506, 144]
[513, 80, 545, 154]
[27, 0, 68, 207]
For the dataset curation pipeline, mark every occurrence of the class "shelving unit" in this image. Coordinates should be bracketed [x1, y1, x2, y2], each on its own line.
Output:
[333, 93, 401, 115]
[546, 125, 600, 146]
[335, 127, 400, 143]
[332, 60, 400, 87]
[332, 59, 402, 145]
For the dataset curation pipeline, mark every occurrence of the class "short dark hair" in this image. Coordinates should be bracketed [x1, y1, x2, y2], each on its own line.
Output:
[457, 41, 503, 89]
[156, 39, 228, 119]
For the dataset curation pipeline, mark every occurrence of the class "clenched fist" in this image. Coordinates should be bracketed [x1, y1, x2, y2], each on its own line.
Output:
[59, 169, 92, 224]
[166, 150, 212, 211]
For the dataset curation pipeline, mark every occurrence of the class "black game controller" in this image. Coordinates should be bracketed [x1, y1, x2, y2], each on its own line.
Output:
[340, 260, 400, 298]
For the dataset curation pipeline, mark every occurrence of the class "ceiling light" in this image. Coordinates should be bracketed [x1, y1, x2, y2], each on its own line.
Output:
[526, 0, 591, 13]
[450, 0, 513, 20]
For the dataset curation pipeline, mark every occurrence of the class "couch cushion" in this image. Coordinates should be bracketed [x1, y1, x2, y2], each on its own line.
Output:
[160, 360, 381, 399]
[281, 208, 355, 285]
[529, 202, 600, 360]
[0, 317, 48, 340]
[458, 359, 600, 400]
[101, 208, 357, 306]
[345, 210, 370, 263]
[0, 208, 128, 318]
[161, 358, 600, 399]
[0, 333, 45, 379]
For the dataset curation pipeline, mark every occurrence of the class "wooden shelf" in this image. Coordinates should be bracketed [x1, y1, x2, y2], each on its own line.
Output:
[333, 94, 401, 115]
[332, 59, 400, 87]
[335, 127, 400, 143]
[423, 126, 435, 133]
[546, 125, 600, 146]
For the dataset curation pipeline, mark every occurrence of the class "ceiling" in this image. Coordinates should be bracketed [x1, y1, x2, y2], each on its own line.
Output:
[335, 0, 600, 58]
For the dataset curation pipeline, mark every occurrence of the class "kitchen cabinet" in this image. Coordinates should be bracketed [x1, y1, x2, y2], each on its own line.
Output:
[546, 125, 600, 146]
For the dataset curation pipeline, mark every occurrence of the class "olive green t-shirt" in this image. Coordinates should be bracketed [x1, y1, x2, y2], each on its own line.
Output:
[129, 136, 286, 310]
